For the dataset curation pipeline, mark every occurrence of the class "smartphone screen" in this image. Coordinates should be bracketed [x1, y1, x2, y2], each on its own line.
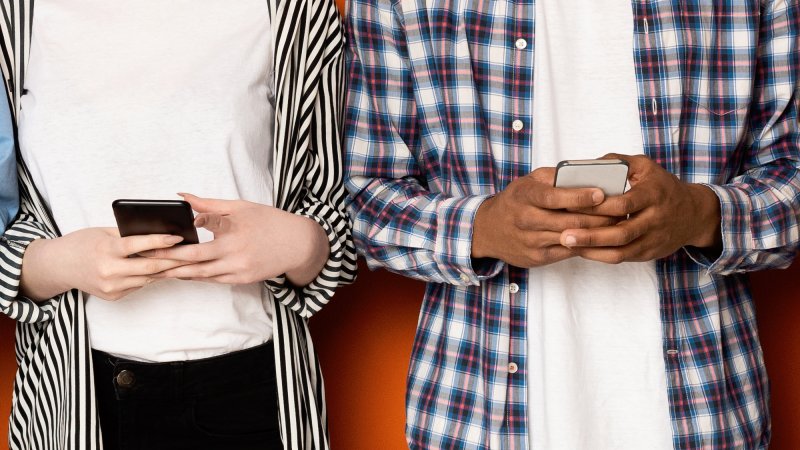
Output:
[112, 199, 199, 245]
[554, 159, 629, 196]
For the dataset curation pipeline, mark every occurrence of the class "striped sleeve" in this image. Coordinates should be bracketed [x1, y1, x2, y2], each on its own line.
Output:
[0, 211, 59, 324]
[266, 1, 357, 319]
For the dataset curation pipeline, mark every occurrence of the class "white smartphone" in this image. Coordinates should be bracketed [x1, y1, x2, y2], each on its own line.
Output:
[553, 159, 630, 196]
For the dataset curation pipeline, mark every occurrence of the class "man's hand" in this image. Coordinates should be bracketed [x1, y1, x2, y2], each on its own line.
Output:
[472, 167, 615, 268]
[560, 154, 722, 263]
[143, 194, 329, 287]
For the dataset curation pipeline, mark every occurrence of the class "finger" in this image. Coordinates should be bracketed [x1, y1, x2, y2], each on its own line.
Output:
[523, 230, 571, 248]
[96, 277, 157, 301]
[600, 153, 652, 185]
[571, 246, 646, 264]
[124, 257, 193, 276]
[526, 185, 605, 210]
[118, 276, 158, 291]
[575, 186, 652, 217]
[116, 234, 184, 257]
[525, 245, 576, 267]
[599, 153, 634, 163]
[184, 274, 239, 285]
[157, 260, 231, 280]
[560, 220, 646, 248]
[96, 287, 140, 302]
[139, 241, 222, 262]
[179, 193, 237, 214]
[518, 210, 619, 232]
[194, 213, 232, 234]
[530, 167, 557, 184]
[101, 227, 122, 238]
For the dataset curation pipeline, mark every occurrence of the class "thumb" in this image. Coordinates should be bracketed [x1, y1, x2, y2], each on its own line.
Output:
[179, 193, 234, 214]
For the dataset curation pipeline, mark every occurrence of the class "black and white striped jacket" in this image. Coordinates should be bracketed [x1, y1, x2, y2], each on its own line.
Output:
[0, 1, 357, 448]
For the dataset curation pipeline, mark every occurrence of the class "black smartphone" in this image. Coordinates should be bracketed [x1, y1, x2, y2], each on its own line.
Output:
[112, 199, 199, 245]
[554, 159, 630, 196]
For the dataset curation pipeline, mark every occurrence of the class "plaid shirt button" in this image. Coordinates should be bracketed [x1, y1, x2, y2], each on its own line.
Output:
[509, 283, 519, 294]
[345, 1, 800, 446]
[508, 362, 518, 374]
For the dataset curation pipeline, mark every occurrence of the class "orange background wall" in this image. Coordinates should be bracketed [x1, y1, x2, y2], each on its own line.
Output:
[0, 2, 796, 450]
[0, 262, 797, 450]
[311, 262, 800, 450]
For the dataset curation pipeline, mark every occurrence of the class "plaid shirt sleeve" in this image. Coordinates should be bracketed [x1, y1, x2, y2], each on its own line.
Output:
[344, 1, 502, 286]
[686, 0, 800, 275]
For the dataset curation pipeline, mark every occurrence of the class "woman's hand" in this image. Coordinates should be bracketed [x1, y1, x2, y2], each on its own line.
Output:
[21, 228, 189, 302]
[145, 194, 330, 287]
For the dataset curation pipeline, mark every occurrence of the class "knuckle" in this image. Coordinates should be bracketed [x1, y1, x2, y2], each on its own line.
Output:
[119, 238, 134, 255]
[620, 228, 636, 244]
[145, 261, 162, 274]
[98, 282, 116, 296]
[513, 213, 532, 231]
[620, 197, 635, 214]
[187, 248, 201, 261]
[567, 216, 586, 229]
[539, 190, 556, 208]
[607, 251, 626, 264]
[97, 265, 115, 280]
[234, 273, 251, 284]
[522, 233, 543, 249]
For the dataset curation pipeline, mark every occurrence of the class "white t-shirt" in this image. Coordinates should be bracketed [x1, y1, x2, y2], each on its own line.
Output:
[528, 0, 674, 448]
[19, 0, 276, 362]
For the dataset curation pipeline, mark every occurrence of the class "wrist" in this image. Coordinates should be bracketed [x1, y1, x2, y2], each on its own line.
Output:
[686, 183, 722, 249]
[471, 197, 495, 259]
[284, 216, 329, 287]
[20, 237, 72, 301]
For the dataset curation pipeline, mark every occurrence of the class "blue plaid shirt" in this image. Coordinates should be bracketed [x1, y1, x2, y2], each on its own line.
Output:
[344, 1, 800, 448]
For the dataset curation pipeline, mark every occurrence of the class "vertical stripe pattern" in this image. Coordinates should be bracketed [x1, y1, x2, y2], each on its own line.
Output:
[0, 0, 357, 449]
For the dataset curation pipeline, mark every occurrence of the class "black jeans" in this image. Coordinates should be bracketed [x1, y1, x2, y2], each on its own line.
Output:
[92, 341, 283, 450]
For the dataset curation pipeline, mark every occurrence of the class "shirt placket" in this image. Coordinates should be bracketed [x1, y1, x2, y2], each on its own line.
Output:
[631, 1, 686, 445]
[498, 1, 535, 449]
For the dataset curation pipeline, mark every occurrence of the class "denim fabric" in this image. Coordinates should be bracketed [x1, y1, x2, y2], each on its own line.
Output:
[92, 341, 282, 450]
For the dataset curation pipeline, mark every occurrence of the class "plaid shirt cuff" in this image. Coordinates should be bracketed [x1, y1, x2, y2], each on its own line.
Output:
[433, 195, 504, 285]
[685, 183, 795, 274]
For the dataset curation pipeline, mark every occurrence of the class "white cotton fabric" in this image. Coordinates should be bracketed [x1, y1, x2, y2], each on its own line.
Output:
[527, 0, 674, 448]
[19, 0, 276, 362]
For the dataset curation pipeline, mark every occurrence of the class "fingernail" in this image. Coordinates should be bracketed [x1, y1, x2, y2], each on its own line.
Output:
[177, 192, 187, 197]
[164, 236, 184, 245]
[592, 190, 604, 204]
[564, 235, 577, 247]
[195, 216, 206, 227]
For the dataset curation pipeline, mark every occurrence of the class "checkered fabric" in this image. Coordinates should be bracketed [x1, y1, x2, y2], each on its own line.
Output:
[344, 1, 800, 449]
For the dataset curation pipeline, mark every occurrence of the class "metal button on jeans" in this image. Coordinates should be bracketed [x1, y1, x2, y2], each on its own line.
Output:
[115, 369, 136, 388]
